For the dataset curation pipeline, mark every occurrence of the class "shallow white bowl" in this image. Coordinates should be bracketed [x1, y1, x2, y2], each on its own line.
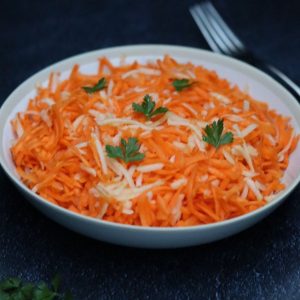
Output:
[1, 45, 300, 248]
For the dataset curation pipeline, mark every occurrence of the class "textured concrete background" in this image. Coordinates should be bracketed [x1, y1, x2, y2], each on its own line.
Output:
[1, 0, 300, 299]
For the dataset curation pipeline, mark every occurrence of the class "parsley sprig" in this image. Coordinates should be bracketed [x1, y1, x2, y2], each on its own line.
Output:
[172, 79, 193, 91]
[82, 77, 106, 94]
[106, 138, 145, 163]
[132, 95, 168, 120]
[203, 119, 234, 149]
[0, 275, 72, 300]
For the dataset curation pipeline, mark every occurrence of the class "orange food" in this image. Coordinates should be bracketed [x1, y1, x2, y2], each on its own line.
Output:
[10, 56, 299, 227]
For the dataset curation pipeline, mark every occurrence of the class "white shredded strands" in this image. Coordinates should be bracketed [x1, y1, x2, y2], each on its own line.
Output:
[32, 185, 38, 193]
[50, 73, 59, 93]
[199, 174, 208, 182]
[15, 116, 24, 138]
[40, 109, 52, 127]
[150, 114, 168, 127]
[41, 97, 55, 106]
[97, 202, 109, 219]
[240, 124, 258, 138]
[135, 173, 143, 187]
[80, 165, 97, 177]
[122, 209, 134, 215]
[121, 68, 161, 79]
[171, 178, 187, 189]
[187, 135, 196, 150]
[146, 191, 153, 201]
[245, 178, 263, 200]
[193, 134, 206, 152]
[211, 179, 220, 187]
[61, 91, 70, 101]
[163, 98, 172, 106]
[247, 144, 258, 157]
[242, 170, 258, 178]
[89, 109, 115, 121]
[186, 70, 196, 79]
[241, 184, 249, 199]
[108, 158, 135, 188]
[278, 130, 294, 159]
[171, 193, 185, 224]
[265, 193, 281, 202]
[91, 133, 108, 175]
[128, 165, 136, 177]
[243, 100, 250, 111]
[182, 103, 198, 116]
[232, 144, 255, 171]
[74, 173, 82, 181]
[169, 155, 176, 163]
[222, 149, 235, 165]
[124, 201, 132, 209]
[255, 180, 266, 191]
[167, 112, 202, 139]
[210, 92, 231, 104]
[223, 114, 244, 122]
[96, 180, 164, 202]
[76, 142, 88, 149]
[266, 134, 276, 146]
[231, 107, 242, 113]
[203, 189, 211, 196]
[22, 110, 40, 117]
[137, 163, 164, 173]
[96, 117, 151, 130]
[94, 102, 106, 110]
[233, 124, 243, 137]
[107, 80, 114, 97]
[172, 141, 187, 151]
[201, 110, 208, 116]
[72, 115, 86, 131]
[173, 71, 191, 79]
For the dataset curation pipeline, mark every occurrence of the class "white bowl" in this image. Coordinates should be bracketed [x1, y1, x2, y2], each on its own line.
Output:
[1, 45, 300, 248]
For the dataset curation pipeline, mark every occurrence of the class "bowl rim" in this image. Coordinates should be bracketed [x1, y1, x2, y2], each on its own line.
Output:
[1, 43, 300, 233]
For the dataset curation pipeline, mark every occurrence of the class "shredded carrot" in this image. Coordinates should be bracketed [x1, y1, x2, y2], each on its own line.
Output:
[10, 55, 299, 227]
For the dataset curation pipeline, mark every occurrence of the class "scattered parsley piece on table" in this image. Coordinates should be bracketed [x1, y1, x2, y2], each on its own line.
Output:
[132, 94, 168, 120]
[203, 119, 234, 149]
[106, 137, 145, 163]
[0, 275, 72, 300]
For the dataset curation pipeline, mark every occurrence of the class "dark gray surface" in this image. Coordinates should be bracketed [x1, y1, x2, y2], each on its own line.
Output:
[1, 0, 300, 299]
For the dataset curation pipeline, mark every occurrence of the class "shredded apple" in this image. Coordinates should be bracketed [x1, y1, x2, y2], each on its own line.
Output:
[10, 56, 299, 227]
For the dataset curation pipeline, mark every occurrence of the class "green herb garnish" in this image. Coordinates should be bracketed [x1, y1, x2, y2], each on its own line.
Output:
[82, 77, 106, 94]
[132, 94, 168, 120]
[0, 274, 72, 300]
[172, 79, 193, 91]
[203, 119, 233, 149]
[106, 137, 145, 163]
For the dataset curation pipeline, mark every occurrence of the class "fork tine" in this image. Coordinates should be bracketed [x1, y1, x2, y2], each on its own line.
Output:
[190, 4, 232, 54]
[204, 1, 245, 50]
[189, 5, 223, 53]
[201, 2, 241, 53]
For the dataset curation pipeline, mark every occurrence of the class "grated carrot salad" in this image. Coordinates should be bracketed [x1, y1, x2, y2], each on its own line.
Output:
[10, 56, 299, 227]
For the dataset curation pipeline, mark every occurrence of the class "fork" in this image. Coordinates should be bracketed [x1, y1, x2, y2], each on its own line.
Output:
[189, 1, 300, 100]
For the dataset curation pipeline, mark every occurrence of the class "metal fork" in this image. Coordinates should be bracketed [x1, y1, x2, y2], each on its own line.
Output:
[189, 1, 300, 100]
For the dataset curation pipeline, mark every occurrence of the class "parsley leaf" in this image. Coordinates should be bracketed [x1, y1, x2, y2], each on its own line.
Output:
[203, 119, 234, 149]
[0, 275, 72, 300]
[172, 79, 193, 91]
[0, 278, 21, 292]
[132, 94, 168, 120]
[106, 137, 145, 163]
[51, 274, 61, 293]
[82, 77, 106, 94]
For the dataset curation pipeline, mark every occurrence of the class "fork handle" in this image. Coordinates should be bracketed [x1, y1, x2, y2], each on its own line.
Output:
[238, 53, 300, 101]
